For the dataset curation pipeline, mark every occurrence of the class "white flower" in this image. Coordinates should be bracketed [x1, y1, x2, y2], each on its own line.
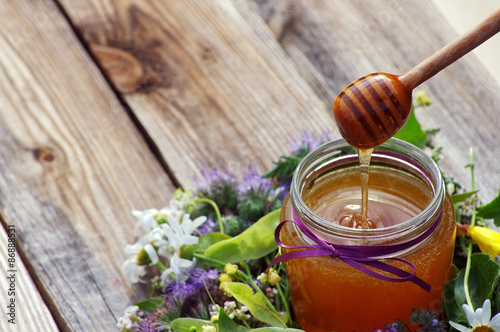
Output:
[171, 188, 195, 210]
[132, 208, 168, 233]
[121, 231, 164, 283]
[201, 325, 217, 332]
[121, 259, 147, 284]
[449, 299, 500, 332]
[127, 199, 208, 284]
[116, 305, 140, 330]
[158, 212, 207, 282]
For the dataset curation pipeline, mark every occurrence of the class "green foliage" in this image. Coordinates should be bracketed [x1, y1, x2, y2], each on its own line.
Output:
[217, 309, 248, 332]
[134, 296, 163, 313]
[204, 209, 281, 263]
[444, 253, 500, 324]
[238, 195, 281, 224]
[179, 232, 231, 260]
[477, 190, 500, 226]
[394, 105, 427, 148]
[169, 317, 214, 331]
[263, 149, 309, 186]
[451, 190, 479, 205]
[222, 282, 287, 328]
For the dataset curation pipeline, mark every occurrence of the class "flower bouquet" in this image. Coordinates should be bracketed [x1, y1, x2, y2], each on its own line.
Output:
[117, 92, 500, 332]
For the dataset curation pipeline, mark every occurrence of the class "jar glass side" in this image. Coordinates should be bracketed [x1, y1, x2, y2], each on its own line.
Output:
[280, 139, 456, 332]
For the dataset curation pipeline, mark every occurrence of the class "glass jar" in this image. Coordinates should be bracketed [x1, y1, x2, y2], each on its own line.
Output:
[279, 138, 456, 332]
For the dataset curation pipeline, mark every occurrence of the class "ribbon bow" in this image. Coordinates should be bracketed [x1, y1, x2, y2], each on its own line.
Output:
[269, 209, 442, 293]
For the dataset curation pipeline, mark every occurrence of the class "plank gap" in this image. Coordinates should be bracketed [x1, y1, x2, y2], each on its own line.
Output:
[0, 213, 69, 332]
[52, 0, 183, 190]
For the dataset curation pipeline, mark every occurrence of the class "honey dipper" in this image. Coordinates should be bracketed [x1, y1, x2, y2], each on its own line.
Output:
[332, 9, 500, 149]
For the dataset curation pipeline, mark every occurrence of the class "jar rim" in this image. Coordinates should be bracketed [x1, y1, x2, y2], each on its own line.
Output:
[290, 138, 445, 242]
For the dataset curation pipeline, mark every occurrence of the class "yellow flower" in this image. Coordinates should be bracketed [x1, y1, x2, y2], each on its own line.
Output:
[224, 263, 238, 276]
[268, 269, 282, 286]
[219, 273, 232, 285]
[414, 90, 431, 107]
[468, 226, 500, 258]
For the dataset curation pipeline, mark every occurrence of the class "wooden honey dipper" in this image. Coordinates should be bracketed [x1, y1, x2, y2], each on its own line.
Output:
[332, 9, 500, 149]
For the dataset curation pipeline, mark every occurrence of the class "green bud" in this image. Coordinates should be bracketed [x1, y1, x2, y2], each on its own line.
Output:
[154, 213, 168, 225]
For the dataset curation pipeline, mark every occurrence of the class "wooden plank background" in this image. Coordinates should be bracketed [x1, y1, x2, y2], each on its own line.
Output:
[0, 0, 499, 330]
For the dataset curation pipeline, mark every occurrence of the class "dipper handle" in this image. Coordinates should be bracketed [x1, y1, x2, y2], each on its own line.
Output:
[400, 8, 500, 90]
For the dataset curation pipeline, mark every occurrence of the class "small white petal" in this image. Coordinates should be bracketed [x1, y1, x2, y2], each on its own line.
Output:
[463, 303, 477, 326]
[124, 243, 142, 255]
[490, 312, 500, 327]
[448, 321, 471, 332]
[144, 243, 159, 264]
[180, 235, 200, 246]
[122, 259, 146, 283]
[475, 308, 484, 326]
[482, 299, 492, 325]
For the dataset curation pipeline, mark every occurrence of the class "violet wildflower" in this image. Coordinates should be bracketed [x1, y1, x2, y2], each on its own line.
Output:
[133, 313, 165, 332]
[196, 217, 217, 235]
[156, 268, 228, 326]
[237, 165, 283, 222]
[195, 166, 239, 215]
[289, 130, 332, 155]
[381, 320, 408, 332]
[409, 307, 447, 331]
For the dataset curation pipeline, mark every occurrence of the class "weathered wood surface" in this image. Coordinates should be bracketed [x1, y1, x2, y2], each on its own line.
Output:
[251, 0, 500, 200]
[0, 224, 59, 331]
[0, 0, 499, 331]
[0, 1, 177, 331]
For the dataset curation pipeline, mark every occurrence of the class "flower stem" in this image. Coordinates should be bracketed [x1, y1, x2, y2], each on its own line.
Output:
[275, 282, 290, 324]
[464, 148, 476, 309]
[238, 262, 283, 320]
[195, 198, 224, 235]
[156, 261, 167, 271]
[192, 256, 286, 326]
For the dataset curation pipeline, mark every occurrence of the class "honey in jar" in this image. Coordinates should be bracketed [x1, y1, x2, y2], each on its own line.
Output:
[278, 139, 456, 332]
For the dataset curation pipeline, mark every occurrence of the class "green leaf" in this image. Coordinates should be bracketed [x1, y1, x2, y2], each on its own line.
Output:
[451, 190, 479, 204]
[170, 317, 214, 331]
[393, 107, 427, 148]
[134, 296, 163, 313]
[199, 232, 232, 249]
[204, 209, 281, 263]
[218, 309, 247, 332]
[444, 254, 500, 324]
[477, 191, 500, 226]
[179, 232, 231, 260]
[444, 275, 466, 325]
[222, 282, 286, 328]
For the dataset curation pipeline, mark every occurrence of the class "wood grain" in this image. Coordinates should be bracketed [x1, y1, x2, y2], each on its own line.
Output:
[0, 223, 59, 332]
[0, 1, 178, 330]
[252, 0, 500, 201]
[1, 0, 500, 331]
[59, 0, 335, 190]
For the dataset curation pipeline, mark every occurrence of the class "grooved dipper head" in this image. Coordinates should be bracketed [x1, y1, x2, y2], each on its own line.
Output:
[332, 73, 412, 149]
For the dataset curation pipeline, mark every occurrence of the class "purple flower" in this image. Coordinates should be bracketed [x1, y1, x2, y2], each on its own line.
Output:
[237, 165, 284, 222]
[195, 166, 238, 193]
[196, 217, 217, 235]
[133, 314, 164, 332]
[238, 164, 282, 199]
[194, 165, 239, 213]
[289, 130, 332, 154]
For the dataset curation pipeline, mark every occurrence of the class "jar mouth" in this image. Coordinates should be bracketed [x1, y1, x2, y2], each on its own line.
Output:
[291, 138, 445, 243]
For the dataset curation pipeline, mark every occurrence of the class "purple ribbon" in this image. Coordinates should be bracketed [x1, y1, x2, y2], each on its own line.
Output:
[269, 209, 442, 293]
